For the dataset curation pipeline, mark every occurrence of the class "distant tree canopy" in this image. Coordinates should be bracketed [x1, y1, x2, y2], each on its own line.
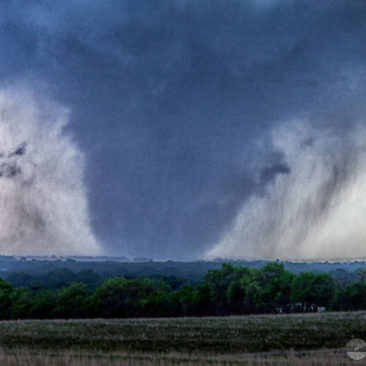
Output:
[0, 262, 363, 319]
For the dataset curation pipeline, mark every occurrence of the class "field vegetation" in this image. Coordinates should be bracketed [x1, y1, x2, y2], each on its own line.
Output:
[0, 312, 363, 365]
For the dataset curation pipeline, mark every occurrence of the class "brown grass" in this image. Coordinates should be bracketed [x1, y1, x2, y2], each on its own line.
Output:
[0, 312, 364, 365]
[0, 348, 357, 365]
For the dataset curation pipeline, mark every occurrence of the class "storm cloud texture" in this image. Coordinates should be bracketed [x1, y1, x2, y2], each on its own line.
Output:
[1, 0, 366, 259]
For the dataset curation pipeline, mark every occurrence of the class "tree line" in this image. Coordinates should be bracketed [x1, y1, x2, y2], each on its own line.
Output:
[0, 262, 365, 319]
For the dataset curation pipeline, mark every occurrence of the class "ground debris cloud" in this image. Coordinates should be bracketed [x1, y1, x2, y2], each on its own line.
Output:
[208, 120, 366, 260]
[0, 85, 101, 255]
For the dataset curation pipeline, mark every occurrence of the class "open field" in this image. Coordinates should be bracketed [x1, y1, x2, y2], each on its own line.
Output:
[0, 311, 364, 365]
[0, 348, 358, 365]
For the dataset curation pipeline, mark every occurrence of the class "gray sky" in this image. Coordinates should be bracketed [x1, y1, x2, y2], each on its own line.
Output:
[1, 0, 366, 259]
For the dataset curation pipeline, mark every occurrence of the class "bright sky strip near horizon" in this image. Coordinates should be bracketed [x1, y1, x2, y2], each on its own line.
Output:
[0, 0, 366, 260]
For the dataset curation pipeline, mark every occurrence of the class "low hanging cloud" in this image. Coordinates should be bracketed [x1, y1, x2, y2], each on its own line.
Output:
[1, 1, 366, 259]
[207, 120, 366, 260]
[0, 84, 101, 256]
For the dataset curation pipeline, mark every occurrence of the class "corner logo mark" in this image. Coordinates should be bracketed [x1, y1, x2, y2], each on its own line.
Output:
[346, 339, 366, 361]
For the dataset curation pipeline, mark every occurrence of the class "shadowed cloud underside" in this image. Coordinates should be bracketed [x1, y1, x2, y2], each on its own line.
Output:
[0, 1, 366, 259]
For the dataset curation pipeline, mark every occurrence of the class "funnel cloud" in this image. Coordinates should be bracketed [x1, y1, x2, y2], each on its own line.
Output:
[1, 1, 366, 259]
[0, 85, 101, 256]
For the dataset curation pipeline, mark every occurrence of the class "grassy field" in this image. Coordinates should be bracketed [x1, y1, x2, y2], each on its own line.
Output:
[0, 311, 364, 365]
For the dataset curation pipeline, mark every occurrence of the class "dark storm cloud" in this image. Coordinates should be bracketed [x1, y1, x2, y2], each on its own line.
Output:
[1, 0, 366, 259]
[8, 142, 26, 158]
[260, 163, 290, 185]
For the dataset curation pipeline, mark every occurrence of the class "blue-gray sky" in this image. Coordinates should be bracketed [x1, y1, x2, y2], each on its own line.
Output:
[1, 0, 366, 259]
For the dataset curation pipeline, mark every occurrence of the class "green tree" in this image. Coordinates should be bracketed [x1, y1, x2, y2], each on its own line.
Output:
[28, 290, 56, 319]
[204, 263, 249, 314]
[168, 285, 195, 316]
[54, 282, 88, 318]
[91, 277, 128, 317]
[356, 268, 366, 284]
[259, 263, 294, 312]
[333, 282, 366, 311]
[91, 277, 170, 318]
[0, 277, 14, 319]
[192, 283, 212, 316]
[291, 272, 335, 311]
[9, 288, 31, 319]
